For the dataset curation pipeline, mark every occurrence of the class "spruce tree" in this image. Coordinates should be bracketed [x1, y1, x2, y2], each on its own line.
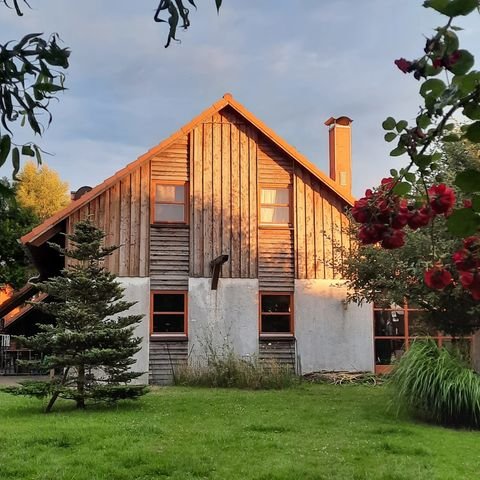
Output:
[5, 219, 147, 412]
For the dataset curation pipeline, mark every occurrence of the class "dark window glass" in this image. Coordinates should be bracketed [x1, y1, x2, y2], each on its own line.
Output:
[261, 315, 291, 333]
[374, 339, 405, 365]
[261, 295, 291, 313]
[153, 294, 184, 313]
[153, 314, 184, 333]
[374, 310, 405, 337]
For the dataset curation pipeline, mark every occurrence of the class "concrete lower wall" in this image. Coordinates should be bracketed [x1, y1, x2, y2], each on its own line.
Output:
[117, 277, 150, 384]
[188, 278, 259, 363]
[295, 279, 374, 373]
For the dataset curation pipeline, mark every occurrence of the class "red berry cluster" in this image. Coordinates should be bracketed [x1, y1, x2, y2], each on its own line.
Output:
[352, 179, 456, 250]
[453, 236, 480, 300]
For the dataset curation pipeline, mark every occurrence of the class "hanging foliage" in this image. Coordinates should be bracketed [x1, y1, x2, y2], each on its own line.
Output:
[154, 0, 222, 48]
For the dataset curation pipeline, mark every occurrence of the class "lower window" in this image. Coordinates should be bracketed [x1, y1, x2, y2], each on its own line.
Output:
[151, 292, 187, 335]
[260, 293, 293, 335]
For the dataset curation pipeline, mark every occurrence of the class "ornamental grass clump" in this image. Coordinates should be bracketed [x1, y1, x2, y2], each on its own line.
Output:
[390, 339, 480, 429]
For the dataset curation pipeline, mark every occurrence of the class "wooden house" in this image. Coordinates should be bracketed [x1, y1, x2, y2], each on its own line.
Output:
[2, 94, 375, 383]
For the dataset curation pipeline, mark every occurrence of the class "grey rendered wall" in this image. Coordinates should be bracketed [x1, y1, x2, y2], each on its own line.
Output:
[117, 277, 150, 384]
[188, 278, 259, 362]
[295, 279, 374, 373]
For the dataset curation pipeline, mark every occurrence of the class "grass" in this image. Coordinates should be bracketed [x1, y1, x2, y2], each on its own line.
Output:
[390, 339, 480, 428]
[0, 384, 479, 479]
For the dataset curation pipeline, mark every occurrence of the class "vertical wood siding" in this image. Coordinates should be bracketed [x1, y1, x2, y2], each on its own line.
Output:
[190, 110, 258, 278]
[65, 160, 150, 277]
[64, 106, 351, 285]
[294, 164, 349, 280]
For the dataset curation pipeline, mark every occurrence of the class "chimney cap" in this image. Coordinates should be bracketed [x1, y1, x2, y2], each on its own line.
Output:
[325, 116, 353, 127]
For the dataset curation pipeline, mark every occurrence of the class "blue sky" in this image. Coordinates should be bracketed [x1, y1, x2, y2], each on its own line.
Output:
[1, 1, 479, 196]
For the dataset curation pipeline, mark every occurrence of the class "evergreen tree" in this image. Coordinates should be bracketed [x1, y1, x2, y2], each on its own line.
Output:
[4, 219, 147, 412]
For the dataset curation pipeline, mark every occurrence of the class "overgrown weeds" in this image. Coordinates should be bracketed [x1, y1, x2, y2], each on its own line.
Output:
[389, 339, 480, 428]
[174, 350, 299, 389]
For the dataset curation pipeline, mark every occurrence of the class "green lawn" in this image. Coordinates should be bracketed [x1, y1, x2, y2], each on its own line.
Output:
[0, 384, 479, 480]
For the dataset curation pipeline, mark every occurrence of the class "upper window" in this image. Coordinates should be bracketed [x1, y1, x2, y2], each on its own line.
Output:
[260, 293, 293, 335]
[260, 187, 291, 225]
[151, 292, 187, 335]
[152, 182, 187, 223]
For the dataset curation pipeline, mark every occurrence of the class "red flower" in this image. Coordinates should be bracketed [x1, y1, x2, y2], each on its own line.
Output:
[463, 199, 473, 209]
[452, 249, 476, 272]
[351, 198, 371, 223]
[381, 228, 405, 249]
[428, 184, 456, 215]
[395, 58, 413, 74]
[358, 224, 385, 245]
[432, 57, 443, 69]
[407, 207, 432, 230]
[380, 177, 395, 191]
[459, 272, 480, 301]
[464, 236, 480, 251]
[424, 266, 453, 290]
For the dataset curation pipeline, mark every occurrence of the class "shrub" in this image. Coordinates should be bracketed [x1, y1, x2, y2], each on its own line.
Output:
[389, 339, 480, 428]
[174, 350, 299, 389]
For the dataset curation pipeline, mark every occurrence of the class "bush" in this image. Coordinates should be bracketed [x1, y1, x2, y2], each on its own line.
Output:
[389, 339, 480, 428]
[174, 350, 299, 389]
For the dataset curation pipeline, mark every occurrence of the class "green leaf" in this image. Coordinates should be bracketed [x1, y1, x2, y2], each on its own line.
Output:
[215, 0, 222, 12]
[34, 145, 43, 165]
[420, 78, 446, 98]
[452, 71, 480, 95]
[424, 0, 478, 16]
[443, 134, 461, 142]
[393, 182, 411, 195]
[405, 172, 416, 183]
[449, 50, 474, 75]
[382, 117, 396, 131]
[390, 169, 398, 177]
[384, 132, 397, 142]
[472, 195, 480, 212]
[12, 147, 20, 179]
[21, 145, 35, 157]
[455, 169, 480, 193]
[447, 208, 480, 237]
[416, 114, 431, 129]
[465, 121, 480, 143]
[414, 154, 434, 169]
[444, 30, 459, 54]
[396, 120, 408, 132]
[463, 103, 480, 121]
[0, 135, 11, 168]
[424, 64, 442, 77]
[390, 146, 407, 157]
[34, 83, 65, 93]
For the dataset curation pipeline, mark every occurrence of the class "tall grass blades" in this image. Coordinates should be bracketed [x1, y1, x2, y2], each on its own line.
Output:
[174, 350, 299, 389]
[389, 339, 480, 428]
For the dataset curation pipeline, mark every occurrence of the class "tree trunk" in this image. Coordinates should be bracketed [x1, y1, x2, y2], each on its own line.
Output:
[76, 364, 86, 409]
[45, 367, 70, 413]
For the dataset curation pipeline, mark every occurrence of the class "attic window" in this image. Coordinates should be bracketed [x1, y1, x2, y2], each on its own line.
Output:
[152, 181, 188, 224]
[260, 186, 291, 225]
